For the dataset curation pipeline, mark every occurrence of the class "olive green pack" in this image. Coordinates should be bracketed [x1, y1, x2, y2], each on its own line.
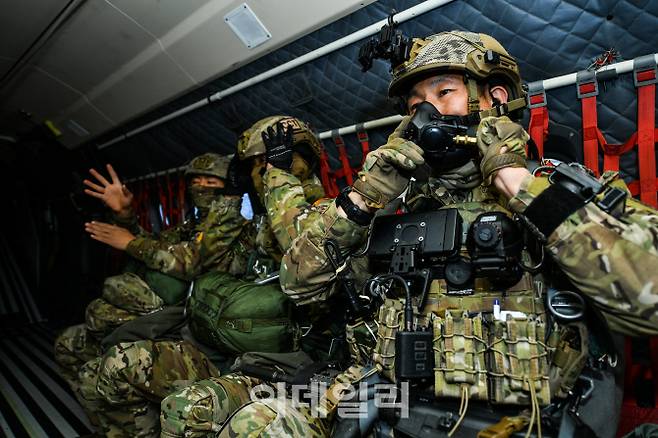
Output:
[188, 271, 298, 355]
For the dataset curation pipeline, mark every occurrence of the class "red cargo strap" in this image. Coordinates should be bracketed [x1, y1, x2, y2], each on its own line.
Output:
[177, 172, 186, 223]
[355, 123, 370, 171]
[634, 55, 657, 207]
[319, 149, 339, 198]
[132, 180, 152, 232]
[157, 176, 170, 228]
[332, 130, 354, 185]
[166, 173, 177, 225]
[527, 81, 548, 157]
[577, 70, 600, 176]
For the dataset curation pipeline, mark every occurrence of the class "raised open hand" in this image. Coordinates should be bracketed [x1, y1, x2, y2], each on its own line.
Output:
[83, 164, 133, 215]
[262, 122, 294, 171]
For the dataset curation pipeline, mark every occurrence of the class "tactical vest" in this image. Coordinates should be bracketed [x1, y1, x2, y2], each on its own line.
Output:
[371, 201, 588, 409]
[187, 270, 299, 355]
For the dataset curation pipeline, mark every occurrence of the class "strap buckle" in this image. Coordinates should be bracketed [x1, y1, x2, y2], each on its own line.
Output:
[526, 81, 547, 108]
[355, 123, 369, 142]
[331, 129, 345, 147]
[633, 54, 658, 87]
[576, 70, 599, 99]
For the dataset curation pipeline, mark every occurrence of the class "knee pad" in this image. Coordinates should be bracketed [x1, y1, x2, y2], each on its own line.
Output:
[97, 341, 155, 405]
[54, 324, 88, 366]
[161, 374, 255, 437]
[220, 398, 330, 437]
[85, 298, 139, 337]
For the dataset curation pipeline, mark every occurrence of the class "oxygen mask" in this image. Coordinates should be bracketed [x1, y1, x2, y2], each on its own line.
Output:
[403, 101, 478, 172]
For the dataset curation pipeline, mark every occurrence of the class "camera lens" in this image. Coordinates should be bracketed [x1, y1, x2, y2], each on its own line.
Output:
[445, 258, 473, 288]
[474, 223, 499, 248]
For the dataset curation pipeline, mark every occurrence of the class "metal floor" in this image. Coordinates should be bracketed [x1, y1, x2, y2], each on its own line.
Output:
[0, 323, 94, 437]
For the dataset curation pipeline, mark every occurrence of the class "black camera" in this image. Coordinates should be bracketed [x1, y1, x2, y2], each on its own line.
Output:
[466, 211, 524, 288]
[403, 102, 478, 172]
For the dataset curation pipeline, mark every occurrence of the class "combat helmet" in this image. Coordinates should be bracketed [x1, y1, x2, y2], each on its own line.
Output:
[389, 31, 527, 119]
[184, 153, 233, 180]
[236, 115, 323, 161]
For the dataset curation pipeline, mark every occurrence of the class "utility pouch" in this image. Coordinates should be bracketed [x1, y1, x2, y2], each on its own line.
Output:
[433, 310, 488, 401]
[547, 322, 589, 399]
[345, 319, 378, 367]
[489, 316, 551, 405]
[372, 299, 404, 382]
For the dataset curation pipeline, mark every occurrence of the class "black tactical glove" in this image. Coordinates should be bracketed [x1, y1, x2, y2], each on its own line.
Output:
[224, 154, 253, 196]
[262, 122, 294, 171]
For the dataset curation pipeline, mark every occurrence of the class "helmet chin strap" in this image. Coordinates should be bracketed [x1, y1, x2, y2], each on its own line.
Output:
[464, 75, 527, 122]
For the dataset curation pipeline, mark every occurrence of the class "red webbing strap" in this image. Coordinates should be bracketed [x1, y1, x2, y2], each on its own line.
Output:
[332, 130, 354, 186]
[157, 176, 170, 228]
[177, 172, 186, 223]
[355, 123, 370, 171]
[526, 81, 548, 157]
[319, 149, 339, 198]
[577, 70, 600, 176]
[166, 173, 178, 225]
[133, 180, 152, 232]
[634, 56, 658, 207]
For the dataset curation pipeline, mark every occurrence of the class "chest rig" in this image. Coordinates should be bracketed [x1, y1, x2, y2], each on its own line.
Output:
[366, 200, 589, 424]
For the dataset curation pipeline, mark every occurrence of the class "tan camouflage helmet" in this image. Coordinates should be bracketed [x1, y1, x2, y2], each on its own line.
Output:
[184, 153, 233, 180]
[389, 31, 526, 116]
[236, 115, 323, 160]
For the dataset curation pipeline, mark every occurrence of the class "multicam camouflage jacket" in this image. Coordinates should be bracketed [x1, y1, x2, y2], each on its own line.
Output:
[280, 169, 658, 338]
[263, 168, 326, 253]
[115, 195, 255, 280]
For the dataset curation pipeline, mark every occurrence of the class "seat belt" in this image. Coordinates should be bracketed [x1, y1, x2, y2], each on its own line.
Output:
[331, 130, 354, 186]
[157, 176, 170, 228]
[527, 81, 549, 157]
[177, 172, 186, 223]
[319, 148, 339, 198]
[577, 70, 600, 176]
[633, 55, 658, 207]
[355, 123, 371, 170]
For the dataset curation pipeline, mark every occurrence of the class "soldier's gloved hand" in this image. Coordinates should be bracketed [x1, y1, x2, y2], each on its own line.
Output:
[262, 122, 294, 171]
[477, 116, 529, 186]
[352, 135, 424, 209]
[224, 155, 252, 196]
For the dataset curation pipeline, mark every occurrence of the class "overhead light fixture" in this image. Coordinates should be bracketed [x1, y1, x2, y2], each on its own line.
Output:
[224, 3, 271, 49]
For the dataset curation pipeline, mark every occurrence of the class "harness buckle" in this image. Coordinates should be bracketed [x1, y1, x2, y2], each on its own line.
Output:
[576, 70, 599, 99]
[633, 54, 658, 87]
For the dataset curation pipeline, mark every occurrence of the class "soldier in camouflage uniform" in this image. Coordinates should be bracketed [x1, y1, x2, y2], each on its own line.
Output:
[158, 116, 354, 437]
[219, 31, 658, 437]
[54, 153, 252, 395]
[77, 117, 330, 437]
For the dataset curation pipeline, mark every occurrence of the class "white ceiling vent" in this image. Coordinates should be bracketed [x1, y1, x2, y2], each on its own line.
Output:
[224, 3, 271, 49]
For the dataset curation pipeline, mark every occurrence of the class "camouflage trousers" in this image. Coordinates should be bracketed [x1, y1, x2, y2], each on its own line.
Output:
[54, 323, 103, 394]
[160, 373, 260, 437]
[77, 339, 218, 438]
[164, 366, 370, 437]
[54, 273, 165, 391]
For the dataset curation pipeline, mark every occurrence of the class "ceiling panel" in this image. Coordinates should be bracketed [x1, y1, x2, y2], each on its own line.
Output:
[2, 67, 83, 118]
[165, 0, 374, 83]
[105, 0, 214, 38]
[54, 104, 116, 148]
[0, 0, 69, 60]
[30, 0, 156, 93]
[80, 52, 196, 133]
